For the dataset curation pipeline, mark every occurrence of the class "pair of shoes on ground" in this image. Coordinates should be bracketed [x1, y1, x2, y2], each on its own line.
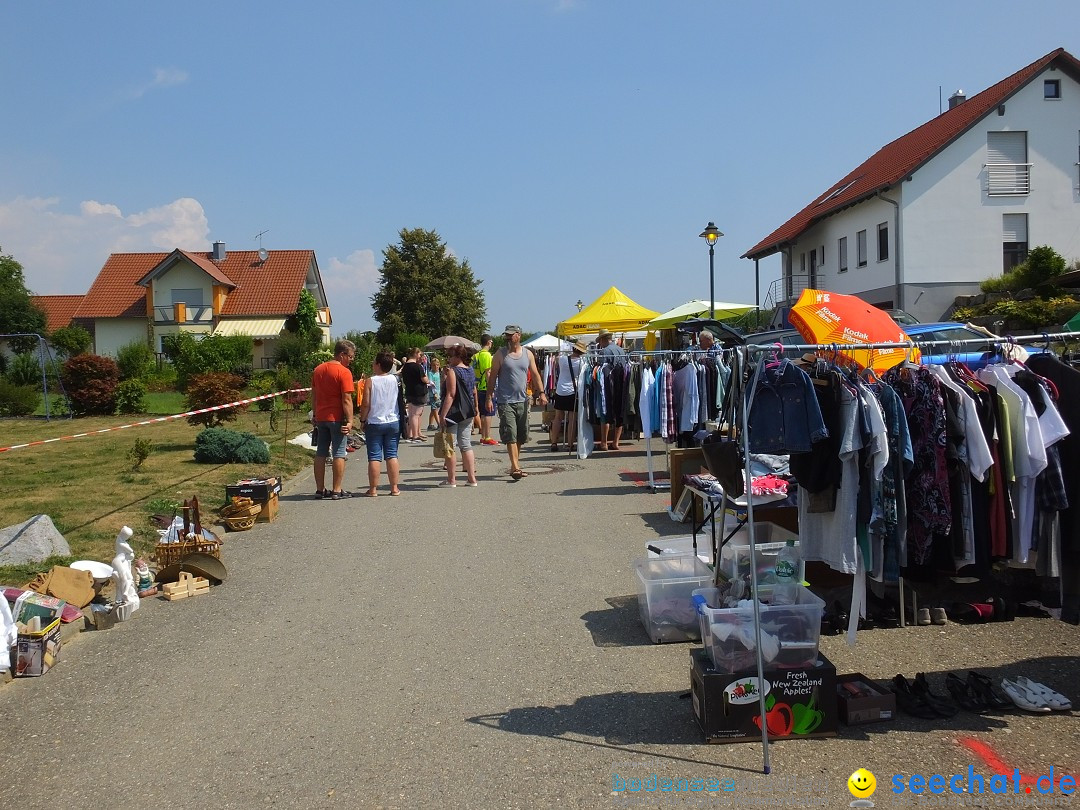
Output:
[1000, 676, 1072, 712]
[943, 671, 1014, 712]
[891, 673, 960, 719]
[952, 597, 1015, 623]
[439, 480, 478, 487]
[315, 489, 352, 500]
[915, 607, 948, 625]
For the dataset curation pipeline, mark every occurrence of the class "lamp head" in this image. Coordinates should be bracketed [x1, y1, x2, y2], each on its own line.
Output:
[699, 222, 723, 246]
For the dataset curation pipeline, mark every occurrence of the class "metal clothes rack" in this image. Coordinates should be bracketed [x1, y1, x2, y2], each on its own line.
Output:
[735, 330, 1078, 775]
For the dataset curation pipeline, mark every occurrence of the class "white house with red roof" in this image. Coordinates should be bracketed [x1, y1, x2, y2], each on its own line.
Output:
[744, 47, 1080, 325]
[53, 242, 330, 367]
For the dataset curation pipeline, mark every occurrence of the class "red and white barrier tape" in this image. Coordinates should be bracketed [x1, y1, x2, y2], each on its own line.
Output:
[0, 388, 312, 454]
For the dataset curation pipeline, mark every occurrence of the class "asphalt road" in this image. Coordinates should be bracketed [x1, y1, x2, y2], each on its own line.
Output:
[2, 419, 1078, 809]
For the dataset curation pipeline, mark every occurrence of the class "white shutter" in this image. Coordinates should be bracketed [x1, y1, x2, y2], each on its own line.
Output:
[1002, 214, 1028, 242]
[987, 132, 1026, 164]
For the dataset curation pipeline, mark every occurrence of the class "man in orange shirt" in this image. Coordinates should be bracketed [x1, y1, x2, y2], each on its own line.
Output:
[310, 339, 356, 499]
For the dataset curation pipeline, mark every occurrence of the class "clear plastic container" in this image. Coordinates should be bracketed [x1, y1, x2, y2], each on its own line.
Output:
[692, 584, 825, 672]
[633, 555, 714, 643]
[717, 523, 801, 584]
[644, 535, 714, 565]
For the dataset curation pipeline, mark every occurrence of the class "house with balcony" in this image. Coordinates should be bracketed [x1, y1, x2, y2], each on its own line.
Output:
[69, 242, 331, 368]
[743, 47, 1080, 326]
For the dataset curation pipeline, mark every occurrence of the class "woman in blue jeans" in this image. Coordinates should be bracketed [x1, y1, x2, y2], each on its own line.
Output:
[359, 350, 402, 496]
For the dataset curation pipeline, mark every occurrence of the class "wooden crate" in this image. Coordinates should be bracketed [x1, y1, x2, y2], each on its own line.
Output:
[162, 572, 210, 601]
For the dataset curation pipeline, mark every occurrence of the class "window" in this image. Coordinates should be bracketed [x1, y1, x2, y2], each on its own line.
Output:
[856, 230, 867, 267]
[838, 237, 848, 272]
[986, 131, 1029, 195]
[800, 252, 806, 274]
[877, 222, 889, 261]
[1045, 79, 1061, 99]
[1003, 213, 1028, 272]
[171, 289, 204, 306]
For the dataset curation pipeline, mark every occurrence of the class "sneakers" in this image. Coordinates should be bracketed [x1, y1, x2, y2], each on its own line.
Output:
[481, 437, 498, 446]
[438, 481, 457, 488]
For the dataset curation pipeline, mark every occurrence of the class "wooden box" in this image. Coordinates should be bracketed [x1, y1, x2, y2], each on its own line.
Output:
[668, 448, 706, 522]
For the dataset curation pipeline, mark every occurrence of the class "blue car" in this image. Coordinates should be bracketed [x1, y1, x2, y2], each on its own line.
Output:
[903, 322, 1045, 370]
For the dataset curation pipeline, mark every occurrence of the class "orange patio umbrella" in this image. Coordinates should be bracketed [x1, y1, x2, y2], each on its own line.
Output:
[788, 289, 919, 372]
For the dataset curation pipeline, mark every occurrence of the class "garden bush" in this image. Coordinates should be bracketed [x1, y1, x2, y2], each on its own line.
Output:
[6, 351, 42, 386]
[193, 427, 271, 464]
[115, 379, 148, 414]
[162, 332, 253, 389]
[116, 340, 155, 381]
[0, 378, 41, 416]
[48, 324, 92, 357]
[184, 372, 247, 428]
[62, 354, 120, 416]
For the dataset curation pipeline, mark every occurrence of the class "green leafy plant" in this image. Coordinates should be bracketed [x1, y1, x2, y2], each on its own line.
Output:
[0, 378, 41, 416]
[115, 378, 148, 414]
[193, 427, 271, 464]
[126, 437, 153, 470]
[116, 340, 155, 381]
[48, 324, 92, 357]
[162, 332, 254, 390]
[184, 372, 247, 428]
[62, 354, 120, 416]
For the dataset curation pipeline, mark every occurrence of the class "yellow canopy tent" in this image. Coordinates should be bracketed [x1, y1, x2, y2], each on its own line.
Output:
[556, 286, 660, 336]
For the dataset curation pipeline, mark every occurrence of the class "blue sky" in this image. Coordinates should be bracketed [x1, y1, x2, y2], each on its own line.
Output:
[2, 2, 1078, 337]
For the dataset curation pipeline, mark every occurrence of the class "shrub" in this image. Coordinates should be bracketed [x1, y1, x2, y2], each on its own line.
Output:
[115, 378, 148, 414]
[162, 332, 254, 389]
[116, 340, 155, 381]
[48, 324, 92, 357]
[184, 372, 247, 428]
[126, 437, 153, 470]
[193, 427, 271, 464]
[0, 378, 41, 416]
[273, 330, 323, 376]
[6, 352, 42, 386]
[62, 354, 120, 416]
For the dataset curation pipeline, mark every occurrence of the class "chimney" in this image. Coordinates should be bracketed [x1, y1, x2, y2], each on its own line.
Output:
[948, 89, 966, 109]
[211, 241, 226, 261]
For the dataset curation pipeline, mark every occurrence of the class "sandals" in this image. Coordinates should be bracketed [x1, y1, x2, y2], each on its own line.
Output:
[967, 671, 1015, 711]
[1013, 676, 1072, 710]
[945, 672, 987, 712]
[1000, 677, 1052, 713]
[510, 469, 530, 480]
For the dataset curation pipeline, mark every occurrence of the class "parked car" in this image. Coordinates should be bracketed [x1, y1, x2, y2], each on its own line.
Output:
[903, 322, 1046, 370]
[885, 308, 921, 326]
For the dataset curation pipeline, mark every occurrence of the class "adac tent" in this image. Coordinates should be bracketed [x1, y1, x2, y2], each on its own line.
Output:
[523, 333, 572, 351]
[556, 286, 660, 336]
[645, 299, 755, 330]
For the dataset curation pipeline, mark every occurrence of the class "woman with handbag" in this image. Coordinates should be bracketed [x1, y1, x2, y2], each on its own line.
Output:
[438, 344, 479, 487]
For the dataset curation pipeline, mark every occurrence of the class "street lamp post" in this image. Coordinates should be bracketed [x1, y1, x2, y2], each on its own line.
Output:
[575, 299, 584, 312]
[698, 222, 724, 319]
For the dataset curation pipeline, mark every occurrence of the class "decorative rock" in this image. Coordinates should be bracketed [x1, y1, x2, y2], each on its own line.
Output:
[0, 515, 71, 567]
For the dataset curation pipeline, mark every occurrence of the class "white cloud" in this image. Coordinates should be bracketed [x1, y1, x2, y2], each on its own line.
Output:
[0, 196, 210, 295]
[321, 249, 381, 333]
[124, 67, 189, 101]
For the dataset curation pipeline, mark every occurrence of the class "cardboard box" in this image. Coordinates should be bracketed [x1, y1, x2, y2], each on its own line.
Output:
[225, 477, 281, 503]
[256, 493, 279, 523]
[836, 673, 896, 725]
[690, 648, 837, 743]
[12, 591, 65, 626]
[13, 617, 62, 677]
[668, 448, 706, 522]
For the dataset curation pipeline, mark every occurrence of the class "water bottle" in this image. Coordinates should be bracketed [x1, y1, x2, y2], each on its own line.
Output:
[772, 539, 800, 605]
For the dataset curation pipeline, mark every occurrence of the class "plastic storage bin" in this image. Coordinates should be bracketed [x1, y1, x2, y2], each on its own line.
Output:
[645, 535, 714, 565]
[718, 523, 800, 584]
[692, 584, 825, 672]
[633, 555, 714, 643]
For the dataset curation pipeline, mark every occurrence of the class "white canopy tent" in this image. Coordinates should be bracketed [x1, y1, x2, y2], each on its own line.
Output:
[523, 333, 572, 351]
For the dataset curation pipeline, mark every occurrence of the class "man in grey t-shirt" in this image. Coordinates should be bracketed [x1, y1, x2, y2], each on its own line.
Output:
[488, 324, 547, 480]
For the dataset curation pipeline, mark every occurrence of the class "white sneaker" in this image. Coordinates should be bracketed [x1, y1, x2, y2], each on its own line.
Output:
[438, 481, 457, 488]
[1000, 677, 1052, 712]
[1014, 676, 1072, 710]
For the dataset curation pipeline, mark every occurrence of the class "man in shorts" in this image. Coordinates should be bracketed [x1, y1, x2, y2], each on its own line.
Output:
[310, 339, 356, 499]
[488, 325, 547, 479]
[472, 333, 497, 445]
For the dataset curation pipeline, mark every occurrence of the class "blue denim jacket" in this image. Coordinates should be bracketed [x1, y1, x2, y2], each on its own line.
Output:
[745, 359, 828, 453]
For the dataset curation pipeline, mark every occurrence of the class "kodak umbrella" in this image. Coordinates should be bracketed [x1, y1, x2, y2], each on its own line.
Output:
[788, 289, 919, 372]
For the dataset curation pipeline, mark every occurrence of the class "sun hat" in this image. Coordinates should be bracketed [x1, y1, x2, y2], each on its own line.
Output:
[572, 341, 588, 354]
[598, 328, 613, 339]
[503, 324, 522, 335]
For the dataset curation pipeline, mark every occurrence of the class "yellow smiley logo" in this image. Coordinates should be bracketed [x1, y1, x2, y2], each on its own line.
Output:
[848, 769, 877, 798]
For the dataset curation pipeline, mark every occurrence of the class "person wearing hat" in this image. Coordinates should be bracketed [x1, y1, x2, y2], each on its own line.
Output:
[550, 341, 586, 452]
[594, 328, 626, 451]
[487, 324, 547, 479]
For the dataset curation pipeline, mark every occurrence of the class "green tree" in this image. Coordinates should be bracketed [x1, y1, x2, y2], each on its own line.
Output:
[371, 228, 487, 345]
[285, 288, 321, 336]
[49, 324, 92, 357]
[0, 247, 48, 353]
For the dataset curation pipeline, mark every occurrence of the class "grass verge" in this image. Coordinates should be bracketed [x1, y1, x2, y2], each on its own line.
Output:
[0, 408, 313, 585]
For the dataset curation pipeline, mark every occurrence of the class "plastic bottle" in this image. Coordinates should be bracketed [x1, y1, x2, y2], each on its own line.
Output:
[772, 539, 800, 605]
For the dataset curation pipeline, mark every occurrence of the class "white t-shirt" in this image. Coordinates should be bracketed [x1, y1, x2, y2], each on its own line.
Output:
[364, 374, 400, 425]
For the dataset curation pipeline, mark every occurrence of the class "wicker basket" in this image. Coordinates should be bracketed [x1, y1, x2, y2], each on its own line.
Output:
[223, 515, 257, 532]
[155, 530, 222, 567]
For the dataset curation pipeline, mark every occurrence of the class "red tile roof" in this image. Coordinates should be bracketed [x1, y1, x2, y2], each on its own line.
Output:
[30, 295, 84, 333]
[743, 48, 1080, 260]
[74, 249, 317, 319]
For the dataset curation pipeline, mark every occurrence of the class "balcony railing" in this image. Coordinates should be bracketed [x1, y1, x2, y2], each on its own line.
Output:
[986, 163, 1032, 196]
[154, 305, 214, 324]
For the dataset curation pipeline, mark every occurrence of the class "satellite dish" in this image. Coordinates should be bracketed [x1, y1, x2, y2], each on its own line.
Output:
[257, 248, 269, 262]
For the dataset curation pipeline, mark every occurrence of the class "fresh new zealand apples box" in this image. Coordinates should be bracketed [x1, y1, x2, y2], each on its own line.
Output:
[690, 648, 837, 743]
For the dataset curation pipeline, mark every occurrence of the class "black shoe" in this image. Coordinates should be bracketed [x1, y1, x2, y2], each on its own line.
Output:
[945, 672, 987, 712]
[329, 490, 353, 500]
[891, 675, 939, 719]
[912, 672, 960, 717]
[967, 671, 1014, 711]
[314, 489, 327, 499]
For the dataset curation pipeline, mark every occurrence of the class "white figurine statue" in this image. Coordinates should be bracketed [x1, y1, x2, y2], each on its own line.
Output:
[111, 526, 140, 620]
